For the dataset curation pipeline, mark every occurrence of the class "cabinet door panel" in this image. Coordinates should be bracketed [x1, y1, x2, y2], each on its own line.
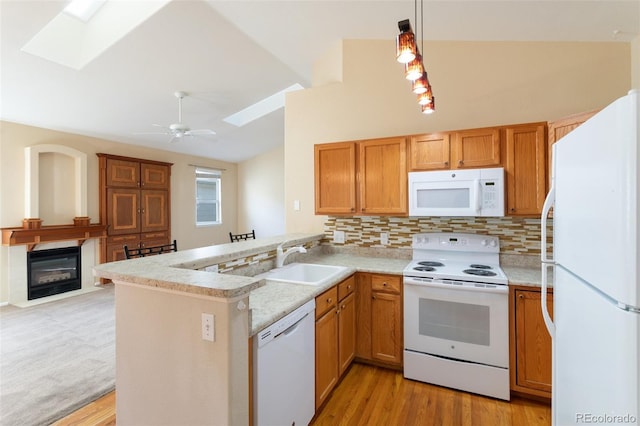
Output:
[314, 142, 356, 214]
[409, 133, 451, 170]
[106, 159, 139, 187]
[141, 190, 169, 232]
[514, 289, 553, 395]
[315, 308, 338, 409]
[452, 128, 501, 169]
[107, 189, 140, 235]
[358, 137, 407, 215]
[506, 124, 546, 215]
[338, 292, 356, 376]
[105, 234, 140, 262]
[371, 291, 402, 365]
[355, 273, 372, 359]
[141, 163, 170, 189]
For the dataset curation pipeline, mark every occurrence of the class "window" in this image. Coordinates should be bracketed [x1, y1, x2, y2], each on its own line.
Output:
[195, 167, 221, 226]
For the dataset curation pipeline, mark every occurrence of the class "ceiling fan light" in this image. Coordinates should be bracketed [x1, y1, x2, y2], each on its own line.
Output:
[405, 53, 424, 81]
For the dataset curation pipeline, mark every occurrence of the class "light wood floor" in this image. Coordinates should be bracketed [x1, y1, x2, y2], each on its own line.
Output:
[54, 363, 550, 425]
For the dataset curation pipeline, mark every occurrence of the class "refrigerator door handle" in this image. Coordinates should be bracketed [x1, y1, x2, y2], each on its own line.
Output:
[540, 186, 555, 264]
[540, 262, 556, 337]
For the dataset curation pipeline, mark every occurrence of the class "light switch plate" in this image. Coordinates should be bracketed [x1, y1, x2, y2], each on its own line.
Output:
[201, 313, 215, 342]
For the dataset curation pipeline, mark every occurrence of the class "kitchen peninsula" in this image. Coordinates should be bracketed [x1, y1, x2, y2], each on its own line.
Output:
[93, 233, 328, 425]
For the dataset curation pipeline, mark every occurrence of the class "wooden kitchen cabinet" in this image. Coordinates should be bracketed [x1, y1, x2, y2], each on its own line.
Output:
[98, 154, 172, 264]
[314, 137, 407, 216]
[315, 275, 356, 409]
[510, 286, 553, 400]
[314, 142, 357, 214]
[408, 132, 452, 171]
[409, 127, 501, 171]
[452, 127, 501, 169]
[504, 123, 547, 216]
[355, 272, 403, 368]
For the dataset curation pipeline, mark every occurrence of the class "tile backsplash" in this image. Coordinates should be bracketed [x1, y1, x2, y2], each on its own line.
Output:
[324, 216, 552, 256]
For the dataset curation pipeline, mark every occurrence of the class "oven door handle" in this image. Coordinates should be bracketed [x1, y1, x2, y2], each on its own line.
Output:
[404, 279, 508, 294]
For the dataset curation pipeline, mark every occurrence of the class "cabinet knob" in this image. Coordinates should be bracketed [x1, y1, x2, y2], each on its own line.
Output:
[511, 208, 516, 212]
[350, 208, 355, 212]
[444, 161, 449, 166]
[347, 285, 352, 290]
[383, 282, 387, 287]
[327, 298, 332, 304]
[458, 160, 464, 166]
[372, 295, 376, 300]
[341, 304, 346, 309]
[519, 294, 524, 299]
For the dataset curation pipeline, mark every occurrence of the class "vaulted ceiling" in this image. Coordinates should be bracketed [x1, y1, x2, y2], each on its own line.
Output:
[1, 1, 638, 162]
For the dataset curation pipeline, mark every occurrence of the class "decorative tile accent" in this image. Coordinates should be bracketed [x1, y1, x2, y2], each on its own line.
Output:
[324, 216, 552, 256]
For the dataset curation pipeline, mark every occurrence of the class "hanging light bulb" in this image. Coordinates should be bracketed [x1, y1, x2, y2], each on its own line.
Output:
[396, 20, 416, 64]
[405, 52, 424, 81]
[417, 84, 433, 105]
[412, 72, 430, 94]
[421, 97, 436, 114]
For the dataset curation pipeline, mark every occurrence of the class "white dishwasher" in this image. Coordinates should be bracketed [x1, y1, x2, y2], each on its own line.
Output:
[253, 299, 315, 426]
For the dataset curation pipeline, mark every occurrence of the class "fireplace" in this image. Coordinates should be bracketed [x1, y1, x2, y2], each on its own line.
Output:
[27, 246, 81, 300]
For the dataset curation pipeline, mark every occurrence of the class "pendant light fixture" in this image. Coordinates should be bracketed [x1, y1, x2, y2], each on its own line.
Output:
[396, 0, 435, 113]
[396, 19, 416, 64]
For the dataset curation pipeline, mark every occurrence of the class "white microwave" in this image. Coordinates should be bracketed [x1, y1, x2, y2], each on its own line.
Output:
[408, 167, 505, 217]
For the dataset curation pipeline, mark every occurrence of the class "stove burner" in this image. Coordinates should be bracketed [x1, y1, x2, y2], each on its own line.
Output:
[463, 269, 497, 277]
[469, 264, 492, 270]
[414, 266, 436, 272]
[418, 261, 445, 267]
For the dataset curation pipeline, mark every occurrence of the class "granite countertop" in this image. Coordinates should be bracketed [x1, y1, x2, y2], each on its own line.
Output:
[92, 233, 324, 298]
[249, 253, 549, 336]
[249, 254, 409, 335]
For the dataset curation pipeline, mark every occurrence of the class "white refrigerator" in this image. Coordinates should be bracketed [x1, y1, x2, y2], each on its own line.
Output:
[541, 89, 640, 426]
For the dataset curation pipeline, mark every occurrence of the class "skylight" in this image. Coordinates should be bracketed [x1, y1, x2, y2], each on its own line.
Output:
[223, 83, 304, 127]
[63, 0, 106, 22]
[21, 0, 170, 70]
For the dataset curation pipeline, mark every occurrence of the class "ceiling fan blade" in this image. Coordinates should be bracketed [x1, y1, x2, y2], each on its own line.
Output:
[152, 123, 170, 129]
[186, 129, 216, 136]
[133, 131, 171, 135]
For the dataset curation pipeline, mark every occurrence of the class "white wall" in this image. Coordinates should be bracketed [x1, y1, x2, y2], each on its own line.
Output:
[237, 145, 285, 238]
[284, 39, 632, 233]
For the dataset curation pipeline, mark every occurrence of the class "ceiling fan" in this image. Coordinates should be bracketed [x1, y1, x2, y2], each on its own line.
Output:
[138, 91, 216, 143]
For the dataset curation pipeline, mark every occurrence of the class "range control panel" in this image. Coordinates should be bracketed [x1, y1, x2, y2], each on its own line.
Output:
[412, 232, 500, 253]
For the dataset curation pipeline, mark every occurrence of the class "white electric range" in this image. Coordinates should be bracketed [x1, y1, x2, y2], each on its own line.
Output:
[403, 232, 510, 400]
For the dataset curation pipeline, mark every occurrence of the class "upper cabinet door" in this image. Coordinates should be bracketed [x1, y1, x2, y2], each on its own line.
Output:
[314, 142, 357, 214]
[106, 158, 140, 187]
[141, 163, 171, 190]
[451, 128, 501, 169]
[505, 124, 547, 216]
[358, 137, 407, 215]
[408, 133, 451, 171]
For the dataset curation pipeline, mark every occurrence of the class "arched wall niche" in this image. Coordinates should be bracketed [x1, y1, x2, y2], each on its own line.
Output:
[24, 144, 88, 227]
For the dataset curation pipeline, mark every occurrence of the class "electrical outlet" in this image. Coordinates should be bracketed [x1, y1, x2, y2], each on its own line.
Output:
[380, 232, 389, 246]
[333, 230, 345, 244]
[201, 313, 215, 342]
[204, 265, 218, 273]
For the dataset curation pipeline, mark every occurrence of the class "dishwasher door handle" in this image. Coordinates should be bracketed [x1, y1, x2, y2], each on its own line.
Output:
[274, 312, 310, 340]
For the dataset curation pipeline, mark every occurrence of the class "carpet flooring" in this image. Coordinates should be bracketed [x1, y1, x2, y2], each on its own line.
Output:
[0, 286, 115, 425]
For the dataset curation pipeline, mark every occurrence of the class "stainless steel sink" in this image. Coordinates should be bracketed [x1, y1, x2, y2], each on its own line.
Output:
[259, 263, 349, 286]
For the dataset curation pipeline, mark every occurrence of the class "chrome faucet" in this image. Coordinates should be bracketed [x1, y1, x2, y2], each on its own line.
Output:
[276, 243, 307, 267]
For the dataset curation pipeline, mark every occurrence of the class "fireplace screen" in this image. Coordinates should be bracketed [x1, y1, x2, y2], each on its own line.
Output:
[27, 246, 81, 300]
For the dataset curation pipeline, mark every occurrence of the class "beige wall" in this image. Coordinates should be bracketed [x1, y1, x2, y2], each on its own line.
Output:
[237, 145, 285, 238]
[0, 121, 237, 301]
[632, 35, 640, 90]
[284, 39, 632, 233]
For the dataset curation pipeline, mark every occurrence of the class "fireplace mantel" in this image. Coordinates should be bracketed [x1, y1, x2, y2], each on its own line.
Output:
[1, 222, 107, 251]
